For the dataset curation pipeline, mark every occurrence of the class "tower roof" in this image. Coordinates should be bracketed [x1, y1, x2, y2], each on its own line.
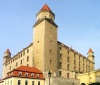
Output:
[88, 48, 94, 53]
[36, 4, 55, 17]
[5, 49, 10, 54]
[41, 4, 51, 11]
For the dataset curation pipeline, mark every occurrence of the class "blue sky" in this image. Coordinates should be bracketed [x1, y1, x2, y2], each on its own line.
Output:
[0, 0, 100, 78]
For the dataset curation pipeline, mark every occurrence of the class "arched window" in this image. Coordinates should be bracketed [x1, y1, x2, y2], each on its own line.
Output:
[19, 72, 22, 76]
[25, 73, 28, 77]
[31, 73, 34, 77]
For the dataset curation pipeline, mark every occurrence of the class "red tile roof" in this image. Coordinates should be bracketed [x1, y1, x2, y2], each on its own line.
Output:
[6, 66, 44, 80]
[5, 49, 10, 54]
[14, 66, 42, 73]
[41, 4, 51, 11]
[88, 48, 93, 53]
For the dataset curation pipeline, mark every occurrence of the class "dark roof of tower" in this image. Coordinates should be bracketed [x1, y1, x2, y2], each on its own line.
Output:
[36, 4, 55, 17]
[88, 48, 94, 53]
[33, 18, 58, 27]
[5, 49, 10, 54]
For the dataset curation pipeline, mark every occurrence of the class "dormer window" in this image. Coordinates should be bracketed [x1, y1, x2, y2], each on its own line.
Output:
[36, 74, 40, 78]
[25, 73, 28, 77]
[19, 72, 22, 76]
[31, 73, 34, 77]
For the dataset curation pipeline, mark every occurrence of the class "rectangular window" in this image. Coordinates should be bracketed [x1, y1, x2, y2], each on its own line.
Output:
[60, 62, 62, 68]
[32, 81, 34, 85]
[25, 80, 28, 85]
[59, 71, 62, 76]
[18, 80, 21, 85]
[60, 54, 62, 60]
[7, 81, 9, 85]
[27, 49, 29, 53]
[67, 57, 70, 62]
[67, 64, 69, 70]
[38, 81, 40, 85]
[60, 47, 62, 50]
[11, 80, 12, 85]
[21, 60, 22, 64]
[27, 56, 29, 62]
[67, 73, 69, 78]
[67, 51, 69, 54]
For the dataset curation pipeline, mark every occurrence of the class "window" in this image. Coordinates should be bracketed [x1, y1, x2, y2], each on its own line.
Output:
[37, 41, 39, 43]
[67, 51, 69, 54]
[60, 47, 62, 50]
[21, 54, 22, 57]
[18, 80, 20, 85]
[27, 64, 29, 66]
[19, 72, 22, 76]
[27, 56, 29, 62]
[50, 50, 52, 53]
[60, 54, 62, 60]
[74, 66, 76, 70]
[60, 62, 62, 68]
[5, 81, 6, 85]
[16, 62, 18, 67]
[50, 60, 52, 64]
[23, 52, 25, 56]
[74, 60, 76, 65]
[10, 66, 11, 70]
[37, 74, 39, 77]
[67, 57, 70, 62]
[67, 73, 69, 78]
[32, 81, 34, 85]
[38, 81, 40, 85]
[21, 60, 22, 64]
[25, 73, 28, 77]
[25, 80, 28, 85]
[27, 49, 29, 53]
[67, 64, 69, 70]
[59, 71, 62, 76]
[10, 80, 12, 85]
[31, 73, 34, 77]
[74, 53, 76, 58]
[7, 81, 9, 85]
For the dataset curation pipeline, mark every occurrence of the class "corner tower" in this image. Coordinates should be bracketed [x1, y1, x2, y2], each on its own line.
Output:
[33, 4, 58, 74]
[3, 49, 11, 63]
[87, 48, 94, 62]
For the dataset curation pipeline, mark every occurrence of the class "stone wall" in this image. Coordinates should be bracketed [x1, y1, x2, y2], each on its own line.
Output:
[45, 76, 80, 85]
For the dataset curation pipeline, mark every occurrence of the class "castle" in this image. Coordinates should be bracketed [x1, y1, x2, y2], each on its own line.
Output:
[2, 4, 95, 81]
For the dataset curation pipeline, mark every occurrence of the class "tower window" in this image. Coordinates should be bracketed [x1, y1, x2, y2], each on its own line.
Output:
[50, 60, 52, 64]
[50, 50, 52, 53]
[59, 71, 62, 76]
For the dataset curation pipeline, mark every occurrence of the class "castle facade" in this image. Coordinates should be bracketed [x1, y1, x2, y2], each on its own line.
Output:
[2, 4, 95, 79]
